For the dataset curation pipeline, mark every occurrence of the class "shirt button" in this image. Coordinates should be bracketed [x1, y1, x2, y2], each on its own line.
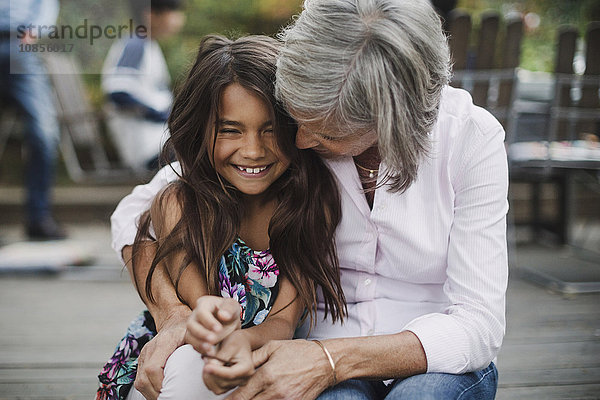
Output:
[364, 279, 372, 286]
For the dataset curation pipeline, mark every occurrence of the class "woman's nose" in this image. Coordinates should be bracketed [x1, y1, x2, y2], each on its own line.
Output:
[295, 126, 320, 149]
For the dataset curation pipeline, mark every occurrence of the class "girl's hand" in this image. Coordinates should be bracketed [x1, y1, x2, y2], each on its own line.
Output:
[184, 296, 241, 356]
[202, 331, 255, 394]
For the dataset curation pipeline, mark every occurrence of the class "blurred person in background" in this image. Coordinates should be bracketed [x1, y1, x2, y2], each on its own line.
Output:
[0, 0, 66, 240]
[101, 0, 184, 172]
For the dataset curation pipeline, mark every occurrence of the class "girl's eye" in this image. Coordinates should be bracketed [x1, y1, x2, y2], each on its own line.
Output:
[263, 128, 274, 135]
[218, 129, 240, 135]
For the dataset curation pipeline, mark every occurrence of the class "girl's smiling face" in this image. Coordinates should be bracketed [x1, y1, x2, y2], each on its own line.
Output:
[212, 83, 291, 198]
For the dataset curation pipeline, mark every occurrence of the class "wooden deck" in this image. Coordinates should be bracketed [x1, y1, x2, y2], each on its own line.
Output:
[0, 223, 599, 399]
[496, 276, 600, 399]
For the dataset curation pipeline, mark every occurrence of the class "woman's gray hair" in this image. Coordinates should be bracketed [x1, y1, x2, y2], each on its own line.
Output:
[276, 0, 451, 192]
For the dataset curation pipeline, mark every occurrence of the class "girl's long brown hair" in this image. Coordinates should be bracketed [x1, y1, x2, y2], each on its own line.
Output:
[133, 35, 346, 327]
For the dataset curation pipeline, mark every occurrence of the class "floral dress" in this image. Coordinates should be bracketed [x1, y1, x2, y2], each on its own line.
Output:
[96, 238, 280, 400]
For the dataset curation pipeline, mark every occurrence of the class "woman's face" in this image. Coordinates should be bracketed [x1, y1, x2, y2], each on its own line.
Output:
[293, 120, 378, 158]
[212, 83, 290, 199]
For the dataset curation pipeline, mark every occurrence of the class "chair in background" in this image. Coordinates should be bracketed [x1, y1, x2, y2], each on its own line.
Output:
[508, 22, 600, 246]
[42, 53, 150, 184]
[448, 9, 523, 131]
[507, 21, 600, 294]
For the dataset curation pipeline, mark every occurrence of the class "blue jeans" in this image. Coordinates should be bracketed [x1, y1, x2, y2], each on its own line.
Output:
[1, 37, 60, 223]
[317, 363, 498, 400]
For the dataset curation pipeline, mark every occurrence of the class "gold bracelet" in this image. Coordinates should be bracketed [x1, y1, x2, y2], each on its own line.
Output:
[312, 339, 337, 386]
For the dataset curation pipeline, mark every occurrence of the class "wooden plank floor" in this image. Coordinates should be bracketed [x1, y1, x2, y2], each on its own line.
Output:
[496, 277, 600, 399]
[0, 223, 599, 399]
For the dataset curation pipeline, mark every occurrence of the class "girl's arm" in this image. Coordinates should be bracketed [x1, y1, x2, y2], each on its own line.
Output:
[186, 275, 303, 356]
[151, 188, 244, 353]
[241, 276, 304, 349]
[149, 186, 208, 306]
[155, 189, 302, 357]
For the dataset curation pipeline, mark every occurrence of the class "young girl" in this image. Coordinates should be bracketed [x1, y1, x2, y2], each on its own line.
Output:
[97, 35, 346, 400]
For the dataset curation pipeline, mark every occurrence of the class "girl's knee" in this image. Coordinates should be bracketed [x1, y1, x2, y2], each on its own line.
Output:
[164, 344, 205, 376]
[158, 344, 210, 400]
[158, 344, 233, 399]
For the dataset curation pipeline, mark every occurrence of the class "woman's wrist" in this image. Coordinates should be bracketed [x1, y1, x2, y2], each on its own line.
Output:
[154, 303, 192, 332]
[313, 333, 428, 383]
[312, 340, 337, 386]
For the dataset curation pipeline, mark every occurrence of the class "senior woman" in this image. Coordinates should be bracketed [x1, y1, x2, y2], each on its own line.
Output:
[110, 0, 508, 399]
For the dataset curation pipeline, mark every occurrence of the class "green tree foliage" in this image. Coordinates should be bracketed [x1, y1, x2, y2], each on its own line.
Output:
[182, 0, 302, 37]
[161, 0, 303, 85]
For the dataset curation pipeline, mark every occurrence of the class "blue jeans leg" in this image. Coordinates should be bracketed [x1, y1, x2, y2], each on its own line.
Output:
[317, 363, 498, 400]
[385, 363, 498, 400]
[1, 40, 60, 222]
[317, 379, 382, 400]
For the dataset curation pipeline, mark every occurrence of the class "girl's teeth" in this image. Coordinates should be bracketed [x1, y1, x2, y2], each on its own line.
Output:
[238, 166, 267, 174]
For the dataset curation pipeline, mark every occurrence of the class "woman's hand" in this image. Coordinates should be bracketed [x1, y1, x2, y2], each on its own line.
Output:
[184, 295, 242, 356]
[203, 331, 255, 394]
[226, 339, 333, 400]
[134, 306, 190, 400]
